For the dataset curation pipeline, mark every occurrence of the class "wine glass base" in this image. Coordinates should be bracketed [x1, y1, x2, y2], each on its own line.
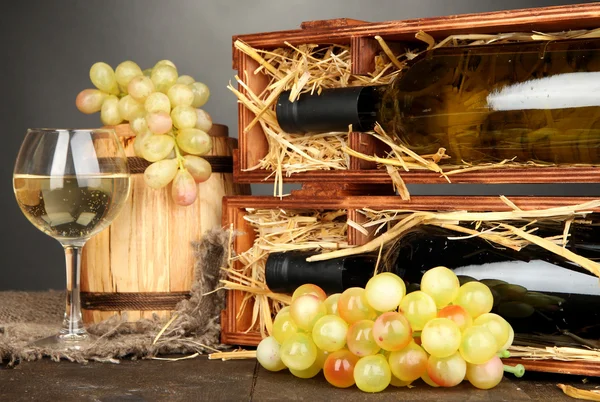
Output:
[31, 332, 97, 352]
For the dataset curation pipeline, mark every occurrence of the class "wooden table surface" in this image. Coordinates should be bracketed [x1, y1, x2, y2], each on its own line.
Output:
[1, 356, 597, 401]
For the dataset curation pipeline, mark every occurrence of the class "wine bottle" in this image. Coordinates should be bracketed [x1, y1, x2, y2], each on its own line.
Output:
[276, 38, 600, 165]
[265, 251, 377, 294]
[265, 218, 600, 337]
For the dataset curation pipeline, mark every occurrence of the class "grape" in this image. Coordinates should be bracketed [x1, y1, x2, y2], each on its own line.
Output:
[459, 326, 497, 364]
[183, 155, 212, 183]
[337, 288, 377, 325]
[500, 324, 514, 351]
[346, 320, 380, 357]
[151, 65, 178, 93]
[176, 128, 212, 155]
[290, 294, 327, 332]
[145, 92, 171, 114]
[497, 301, 535, 318]
[100, 95, 123, 126]
[190, 81, 210, 108]
[480, 279, 508, 288]
[171, 169, 197, 206]
[437, 305, 473, 332]
[272, 310, 298, 344]
[142, 68, 153, 77]
[128, 76, 155, 102]
[365, 272, 406, 312]
[143, 159, 178, 189]
[280, 333, 317, 371]
[277, 306, 290, 316]
[177, 75, 195, 85]
[256, 336, 286, 372]
[312, 315, 348, 352]
[420, 266, 460, 308]
[494, 284, 528, 301]
[454, 282, 494, 319]
[457, 275, 477, 285]
[522, 292, 561, 310]
[171, 105, 198, 129]
[115, 60, 143, 90]
[139, 134, 175, 162]
[289, 348, 327, 379]
[118, 95, 144, 121]
[133, 130, 151, 158]
[372, 312, 412, 352]
[388, 341, 428, 382]
[427, 352, 466, 387]
[398, 291, 437, 331]
[89, 62, 119, 95]
[147, 111, 173, 135]
[473, 313, 511, 352]
[195, 108, 213, 132]
[466, 355, 504, 390]
[154, 59, 177, 70]
[167, 84, 195, 107]
[353, 354, 391, 393]
[324, 293, 341, 315]
[130, 115, 148, 135]
[389, 376, 412, 387]
[292, 284, 327, 302]
[421, 369, 440, 387]
[165, 149, 176, 160]
[75, 89, 107, 114]
[323, 349, 359, 388]
[421, 318, 461, 358]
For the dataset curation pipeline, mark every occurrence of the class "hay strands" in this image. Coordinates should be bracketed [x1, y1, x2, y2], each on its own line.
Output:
[558, 384, 600, 401]
[222, 208, 348, 336]
[308, 198, 600, 279]
[208, 350, 257, 361]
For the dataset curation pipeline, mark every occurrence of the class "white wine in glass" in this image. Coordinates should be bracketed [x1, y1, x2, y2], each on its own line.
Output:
[13, 128, 131, 350]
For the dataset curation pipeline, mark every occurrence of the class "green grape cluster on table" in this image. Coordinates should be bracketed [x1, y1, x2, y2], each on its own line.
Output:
[256, 267, 525, 394]
[76, 60, 213, 206]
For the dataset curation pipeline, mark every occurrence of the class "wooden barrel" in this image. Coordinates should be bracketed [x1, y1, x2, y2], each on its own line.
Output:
[80, 124, 251, 323]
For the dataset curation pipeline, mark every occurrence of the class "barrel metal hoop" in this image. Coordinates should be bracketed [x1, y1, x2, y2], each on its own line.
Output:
[81, 291, 192, 311]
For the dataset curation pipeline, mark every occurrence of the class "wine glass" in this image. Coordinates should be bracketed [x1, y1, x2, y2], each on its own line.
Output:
[13, 128, 131, 351]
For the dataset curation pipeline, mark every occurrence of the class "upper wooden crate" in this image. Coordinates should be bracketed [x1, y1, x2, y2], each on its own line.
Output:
[232, 2, 600, 185]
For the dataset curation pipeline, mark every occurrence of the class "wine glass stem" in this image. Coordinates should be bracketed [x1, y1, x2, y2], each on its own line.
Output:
[61, 245, 86, 338]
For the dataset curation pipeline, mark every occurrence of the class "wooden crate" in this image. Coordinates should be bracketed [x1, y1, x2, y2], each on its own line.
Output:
[220, 188, 600, 376]
[232, 2, 600, 186]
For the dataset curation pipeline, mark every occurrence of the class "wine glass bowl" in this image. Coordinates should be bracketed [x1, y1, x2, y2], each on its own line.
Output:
[13, 128, 130, 350]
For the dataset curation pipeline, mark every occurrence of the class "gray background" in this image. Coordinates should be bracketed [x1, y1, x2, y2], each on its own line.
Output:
[1, 0, 598, 291]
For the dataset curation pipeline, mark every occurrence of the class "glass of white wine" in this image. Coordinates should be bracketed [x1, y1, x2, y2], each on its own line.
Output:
[13, 128, 131, 351]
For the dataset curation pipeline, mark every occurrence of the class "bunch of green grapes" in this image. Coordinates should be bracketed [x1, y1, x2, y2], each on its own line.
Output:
[75, 60, 213, 206]
[256, 270, 525, 393]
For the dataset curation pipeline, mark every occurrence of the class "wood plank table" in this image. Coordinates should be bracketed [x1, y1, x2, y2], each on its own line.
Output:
[1, 356, 598, 401]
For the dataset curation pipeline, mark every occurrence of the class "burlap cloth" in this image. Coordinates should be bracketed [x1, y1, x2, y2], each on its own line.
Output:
[0, 228, 231, 367]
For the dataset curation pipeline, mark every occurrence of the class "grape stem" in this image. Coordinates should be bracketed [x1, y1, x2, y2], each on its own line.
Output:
[504, 364, 525, 378]
[170, 130, 186, 170]
[498, 350, 511, 358]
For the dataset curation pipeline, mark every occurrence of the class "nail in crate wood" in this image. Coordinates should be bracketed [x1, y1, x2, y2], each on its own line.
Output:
[232, 2, 600, 186]
[80, 124, 251, 324]
[221, 189, 600, 376]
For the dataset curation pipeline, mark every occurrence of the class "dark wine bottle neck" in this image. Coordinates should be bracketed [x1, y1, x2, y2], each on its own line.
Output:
[275, 86, 382, 134]
[265, 251, 377, 294]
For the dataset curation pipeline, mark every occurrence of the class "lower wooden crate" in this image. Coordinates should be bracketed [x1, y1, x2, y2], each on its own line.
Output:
[221, 189, 600, 376]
